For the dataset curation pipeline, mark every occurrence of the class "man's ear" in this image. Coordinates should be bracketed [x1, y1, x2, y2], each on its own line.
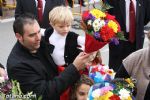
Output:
[15, 33, 23, 42]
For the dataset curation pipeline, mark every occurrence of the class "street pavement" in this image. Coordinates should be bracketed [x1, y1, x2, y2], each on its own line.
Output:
[0, 2, 150, 67]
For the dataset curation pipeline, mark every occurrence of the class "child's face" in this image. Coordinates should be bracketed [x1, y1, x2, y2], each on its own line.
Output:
[76, 83, 91, 100]
[52, 23, 71, 36]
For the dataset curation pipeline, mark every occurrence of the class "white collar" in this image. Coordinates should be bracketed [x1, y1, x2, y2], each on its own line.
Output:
[52, 29, 67, 39]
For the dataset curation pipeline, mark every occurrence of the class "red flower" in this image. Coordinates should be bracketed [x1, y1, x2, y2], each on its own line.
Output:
[109, 94, 120, 100]
[100, 25, 115, 41]
[91, 67, 99, 73]
[100, 70, 106, 75]
[82, 11, 90, 21]
[106, 13, 115, 20]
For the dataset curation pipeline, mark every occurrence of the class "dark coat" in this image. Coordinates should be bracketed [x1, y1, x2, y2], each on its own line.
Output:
[106, 0, 150, 71]
[7, 40, 80, 100]
[15, 0, 65, 28]
[44, 28, 82, 66]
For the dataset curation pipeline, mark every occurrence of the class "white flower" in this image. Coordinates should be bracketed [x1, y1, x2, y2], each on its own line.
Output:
[0, 77, 5, 83]
[87, 20, 92, 25]
[119, 88, 130, 99]
[99, 20, 105, 27]
[92, 89, 101, 98]
[93, 26, 100, 32]
[93, 19, 101, 32]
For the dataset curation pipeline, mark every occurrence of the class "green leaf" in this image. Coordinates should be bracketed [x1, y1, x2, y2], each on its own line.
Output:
[96, 0, 113, 12]
[116, 32, 127, 41]
[38, 96, 43, 100]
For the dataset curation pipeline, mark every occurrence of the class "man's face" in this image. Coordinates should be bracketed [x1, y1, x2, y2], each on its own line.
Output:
[52, 23, 71, 36]
[17, 21, 41, 53]
[76, 83, 91, 100]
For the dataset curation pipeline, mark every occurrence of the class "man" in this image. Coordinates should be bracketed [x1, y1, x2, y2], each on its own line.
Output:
[15, 0, 65, 28]
[106, 0, 150, 71]
[7, 13, 91, 100]
[115, 31, 150, 100]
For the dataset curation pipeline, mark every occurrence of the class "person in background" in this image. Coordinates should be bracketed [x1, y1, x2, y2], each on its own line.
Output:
[106, 0, 150, 72]
[7, 13, 93, 100]
[69, 74, 94, 100]
[15, 0, 65, 28]
[115, 31, 150, 100]
[67, 0, 86, 8]
[0, 0, 6, 18]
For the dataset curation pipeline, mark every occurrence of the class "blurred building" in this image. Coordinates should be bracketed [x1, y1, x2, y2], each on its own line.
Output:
[0, 0, 16, 20]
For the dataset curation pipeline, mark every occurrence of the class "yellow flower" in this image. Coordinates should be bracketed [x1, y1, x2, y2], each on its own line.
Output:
[127, 96, 132, 100]
[108, 20, 118, 33]
[90, 9, 106, 18]
[125, 78, 135, 88]
[99, 91, 113, 100]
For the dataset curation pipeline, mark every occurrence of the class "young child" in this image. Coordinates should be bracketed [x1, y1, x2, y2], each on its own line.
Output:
[44, 6, 106, 100]
[44, 6, 106, 69]
[69, 74, 94, 100]
[44, 6, 84, 68]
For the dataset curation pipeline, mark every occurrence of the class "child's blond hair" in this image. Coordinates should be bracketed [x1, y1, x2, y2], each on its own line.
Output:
[49, 6, 74, 25]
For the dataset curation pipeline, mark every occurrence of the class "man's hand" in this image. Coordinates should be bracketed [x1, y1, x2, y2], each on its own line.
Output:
[73, 52, 92, 70]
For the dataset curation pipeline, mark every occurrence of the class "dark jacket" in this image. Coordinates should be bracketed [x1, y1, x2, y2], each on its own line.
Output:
[7, 40, 80, 100]
[15, 0, 65, 28]
[44, 28, 82, 66]
[106, 0, 150, 71]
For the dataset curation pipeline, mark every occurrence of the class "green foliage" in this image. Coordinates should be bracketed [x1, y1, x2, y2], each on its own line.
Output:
[93, 0, 113, 12]
[116, 32, 127, 41]
[0, 80, 42, 100]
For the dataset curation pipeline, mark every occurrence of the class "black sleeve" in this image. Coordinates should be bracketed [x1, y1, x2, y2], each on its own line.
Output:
[8, 63, 80, 99]
[106, 0, 116, 14]
[144, 0, 150, 25]
[115, 63, 130, 78]
[144, 83, 150, 100]
[15, 0, 23, 19]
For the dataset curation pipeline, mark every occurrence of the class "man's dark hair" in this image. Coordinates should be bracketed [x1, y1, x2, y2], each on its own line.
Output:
[13, 13, 36, 35]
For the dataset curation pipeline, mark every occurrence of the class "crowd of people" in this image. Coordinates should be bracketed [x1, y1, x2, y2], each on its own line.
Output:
[0, 0, 150, 100]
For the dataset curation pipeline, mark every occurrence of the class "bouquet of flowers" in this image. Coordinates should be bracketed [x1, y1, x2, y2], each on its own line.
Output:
[0, 76, 41, 100]
[88, 78, 136, 100]
[82, 1, 126, 45]
[89, 64, 115, 83]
